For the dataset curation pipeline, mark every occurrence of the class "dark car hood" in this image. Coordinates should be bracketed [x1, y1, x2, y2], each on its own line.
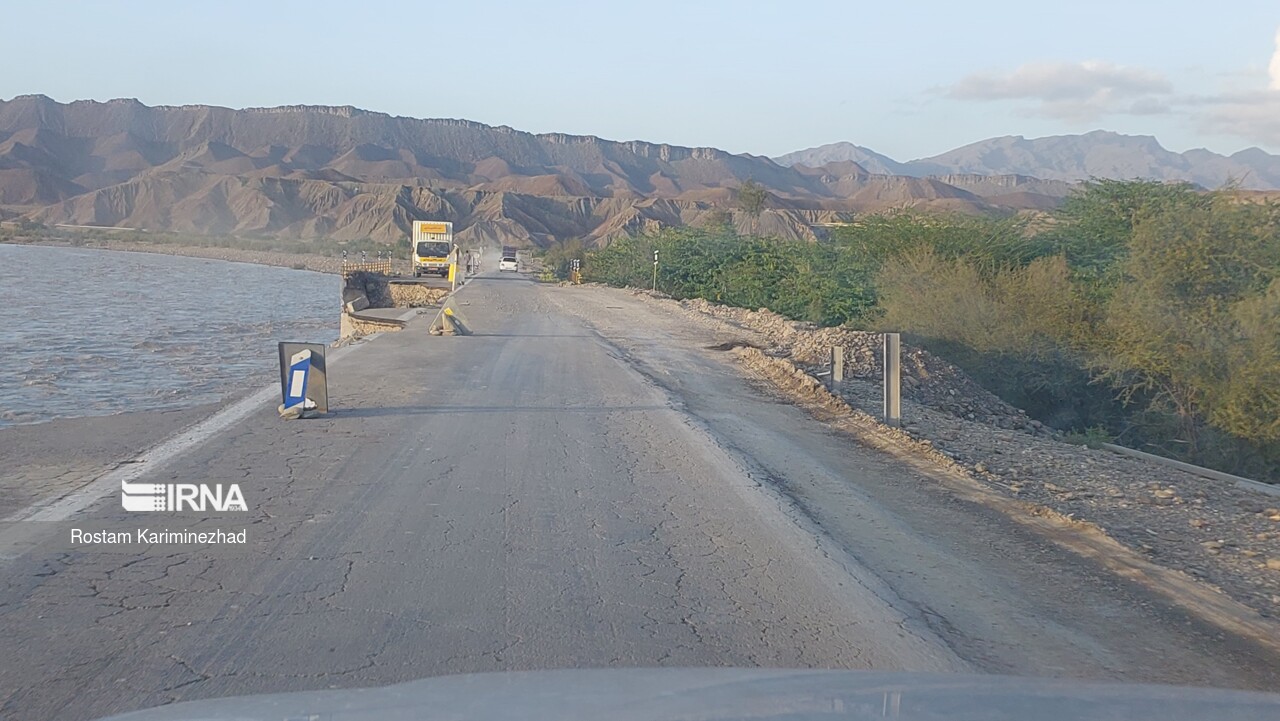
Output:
[98, 668, 1280, 721]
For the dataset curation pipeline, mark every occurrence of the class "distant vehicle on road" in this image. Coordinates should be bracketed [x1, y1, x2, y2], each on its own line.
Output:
[499, 256, 518, 273]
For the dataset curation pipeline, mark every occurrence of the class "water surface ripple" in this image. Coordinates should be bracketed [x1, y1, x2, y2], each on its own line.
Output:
[0, 245, 338, 427]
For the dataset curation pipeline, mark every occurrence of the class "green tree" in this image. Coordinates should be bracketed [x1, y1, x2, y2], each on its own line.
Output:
[736, 180, 768, 216]
[831, 211, 1039, 270]
[1213, 279, 1280, 442]
[543, 238, 586, 280]
[736, 180, 769, 233]
[1041, 178, 1202, 285]
[1097, 193, 1280, 450]
[874, 248, 1106, 425]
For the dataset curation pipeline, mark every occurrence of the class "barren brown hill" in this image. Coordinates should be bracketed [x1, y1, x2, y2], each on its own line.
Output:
[0, 96, 1064, 246]
[24, 169, 850, 246]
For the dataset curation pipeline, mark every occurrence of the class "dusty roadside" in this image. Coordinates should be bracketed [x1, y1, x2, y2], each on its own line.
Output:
[576, 286, 1280, 633]
[0, 404, 218, 520]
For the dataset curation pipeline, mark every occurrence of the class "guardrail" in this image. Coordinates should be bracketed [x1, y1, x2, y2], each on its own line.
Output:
[341, 260, 393, 277]
[1099, 443, 1279, 498]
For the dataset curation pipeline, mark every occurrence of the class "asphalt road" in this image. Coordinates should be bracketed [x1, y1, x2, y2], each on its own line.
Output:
[2, 273, 1278, 720]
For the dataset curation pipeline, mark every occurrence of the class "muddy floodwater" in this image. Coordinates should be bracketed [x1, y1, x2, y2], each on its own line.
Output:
[0, 244, 338, 427]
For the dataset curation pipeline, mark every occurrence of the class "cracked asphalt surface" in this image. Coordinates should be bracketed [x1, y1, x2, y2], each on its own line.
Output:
[1, 273, 1278, 720]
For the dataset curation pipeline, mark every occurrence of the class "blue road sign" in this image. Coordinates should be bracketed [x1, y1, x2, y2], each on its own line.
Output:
[283, 349, 312, 409]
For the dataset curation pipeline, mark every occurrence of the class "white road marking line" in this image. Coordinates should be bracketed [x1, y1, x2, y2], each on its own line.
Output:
[0, 342, 364, 559]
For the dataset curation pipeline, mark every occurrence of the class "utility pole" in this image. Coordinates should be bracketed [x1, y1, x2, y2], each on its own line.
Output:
[652, 249, 659, 292]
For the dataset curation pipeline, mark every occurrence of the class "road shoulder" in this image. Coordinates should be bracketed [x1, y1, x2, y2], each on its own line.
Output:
[548, 282, 1280, 689]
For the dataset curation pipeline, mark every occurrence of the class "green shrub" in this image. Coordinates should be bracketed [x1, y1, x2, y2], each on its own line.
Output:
[1063, 426, 1113, 449]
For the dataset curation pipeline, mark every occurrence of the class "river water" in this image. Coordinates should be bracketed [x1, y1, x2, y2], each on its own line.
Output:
[0, 245, 338, 427]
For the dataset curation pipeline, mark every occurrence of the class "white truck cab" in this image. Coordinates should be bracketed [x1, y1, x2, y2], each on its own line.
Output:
[411, 221, 454, 277]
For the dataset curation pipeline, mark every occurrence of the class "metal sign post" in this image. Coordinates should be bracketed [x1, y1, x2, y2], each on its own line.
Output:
[883, 333, 901, 427]
[652, 250, 659, 291]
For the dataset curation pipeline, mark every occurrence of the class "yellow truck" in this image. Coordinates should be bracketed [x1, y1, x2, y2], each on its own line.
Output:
[412, 221, 454, 278]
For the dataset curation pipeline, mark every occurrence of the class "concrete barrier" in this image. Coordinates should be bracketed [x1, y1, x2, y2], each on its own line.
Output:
[429, 304, 470, 336]
[343, 293, 370, 314]
[339, 312, 406, 341]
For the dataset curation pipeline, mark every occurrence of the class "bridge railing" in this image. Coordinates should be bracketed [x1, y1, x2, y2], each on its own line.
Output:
[341, 260, 393, 277]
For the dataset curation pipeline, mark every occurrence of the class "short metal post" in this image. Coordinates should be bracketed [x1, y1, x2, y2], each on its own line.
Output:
[883, 333, 901, 427]
[831, 345, 844, 389]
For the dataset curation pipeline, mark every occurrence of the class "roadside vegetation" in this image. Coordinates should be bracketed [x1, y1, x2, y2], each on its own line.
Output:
[577, 180, 1280, 481]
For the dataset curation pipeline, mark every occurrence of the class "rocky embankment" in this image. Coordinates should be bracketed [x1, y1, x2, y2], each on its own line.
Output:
[636, 292, 1280, 625]
[682, 299, 1050, 434]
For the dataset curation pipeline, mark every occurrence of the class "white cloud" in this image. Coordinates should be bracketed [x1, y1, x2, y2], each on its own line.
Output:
[1195, 91, 1280, 148]
[1128, 98, 1172, 116]
[1187, 27, 1280, 148]
[944, 50, 1280, 149]
[946, 61, 1173, 122]
[950, 61, 1171, 101]
[1270, 26, 1280, 90]
[941, 33, 1280, 149]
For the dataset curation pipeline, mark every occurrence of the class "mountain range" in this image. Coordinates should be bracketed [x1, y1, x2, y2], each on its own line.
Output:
[1, 95, 1272, 247]
[774, 132, 1280, 189]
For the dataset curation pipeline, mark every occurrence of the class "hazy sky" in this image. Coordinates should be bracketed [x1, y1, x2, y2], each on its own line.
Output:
[3, 1, 1278, 159]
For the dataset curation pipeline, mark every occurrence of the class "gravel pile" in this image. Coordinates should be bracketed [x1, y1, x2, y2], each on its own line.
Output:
[852, 384, 1280, 616]
[678, 298, 1046, 434]
[388, 283, 449, 308]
